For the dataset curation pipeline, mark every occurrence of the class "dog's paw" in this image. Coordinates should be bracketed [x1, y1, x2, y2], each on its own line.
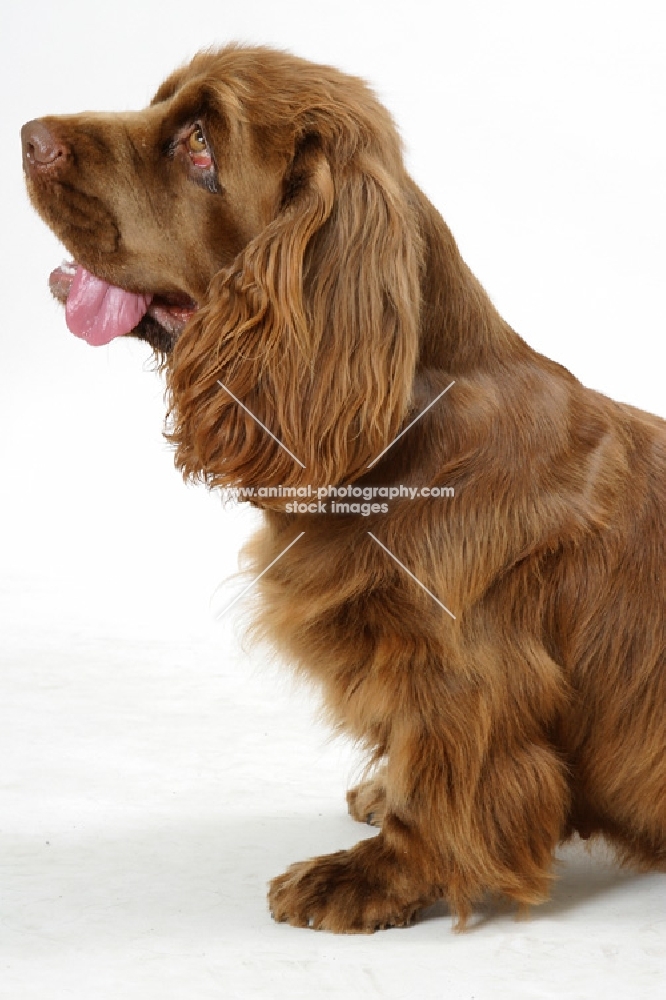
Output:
[346, 773, 386, 827]
[268, 840, 426, 933]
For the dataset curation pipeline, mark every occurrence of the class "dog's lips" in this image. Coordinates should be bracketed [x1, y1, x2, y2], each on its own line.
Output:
[48, 261, 197, 346]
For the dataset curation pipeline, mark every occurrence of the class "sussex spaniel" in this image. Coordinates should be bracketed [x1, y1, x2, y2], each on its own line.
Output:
[22, 45, 666, 932]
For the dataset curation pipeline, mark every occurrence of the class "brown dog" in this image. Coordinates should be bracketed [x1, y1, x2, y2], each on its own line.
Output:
[22, 45, 666, 932]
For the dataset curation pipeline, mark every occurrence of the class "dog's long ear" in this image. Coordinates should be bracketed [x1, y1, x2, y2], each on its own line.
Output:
[167, 129, 422, 490]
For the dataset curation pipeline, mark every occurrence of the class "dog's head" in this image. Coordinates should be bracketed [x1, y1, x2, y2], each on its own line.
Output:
[22, 46, 423, 488]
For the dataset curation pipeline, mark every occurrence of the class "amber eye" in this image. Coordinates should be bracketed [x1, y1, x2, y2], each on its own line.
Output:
[179, 122, 216, 189]
[188, 125, 208, 154]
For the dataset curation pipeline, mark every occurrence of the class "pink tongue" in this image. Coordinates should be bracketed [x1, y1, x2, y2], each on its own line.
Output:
[65, 266, 153, 346]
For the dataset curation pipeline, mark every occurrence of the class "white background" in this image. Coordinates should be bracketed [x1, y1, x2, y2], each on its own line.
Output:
[1, 1, 665, 997]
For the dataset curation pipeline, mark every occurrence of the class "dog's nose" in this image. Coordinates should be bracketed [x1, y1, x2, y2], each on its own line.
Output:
[21, 119, 67, 175]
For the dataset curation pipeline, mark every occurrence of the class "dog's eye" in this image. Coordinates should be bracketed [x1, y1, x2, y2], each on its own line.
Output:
[186, 125, 212, 169]
[188, 125, 207, 153]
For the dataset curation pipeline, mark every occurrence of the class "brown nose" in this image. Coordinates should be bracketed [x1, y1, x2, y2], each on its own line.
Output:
[21, 119, 68, 174]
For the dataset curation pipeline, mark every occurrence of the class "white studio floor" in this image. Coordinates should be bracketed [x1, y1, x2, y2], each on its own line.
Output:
[2, 575, 665, 1000]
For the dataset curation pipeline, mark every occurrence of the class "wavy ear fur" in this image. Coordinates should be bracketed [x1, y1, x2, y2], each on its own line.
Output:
[167, 124, 423, 491]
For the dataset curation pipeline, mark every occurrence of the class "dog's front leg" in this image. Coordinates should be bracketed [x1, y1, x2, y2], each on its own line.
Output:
[269, 638, 570, 932]
[268, 812, 440, 932]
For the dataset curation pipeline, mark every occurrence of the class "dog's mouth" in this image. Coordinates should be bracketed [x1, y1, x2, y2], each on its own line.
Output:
[49, 261, 198, 351]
